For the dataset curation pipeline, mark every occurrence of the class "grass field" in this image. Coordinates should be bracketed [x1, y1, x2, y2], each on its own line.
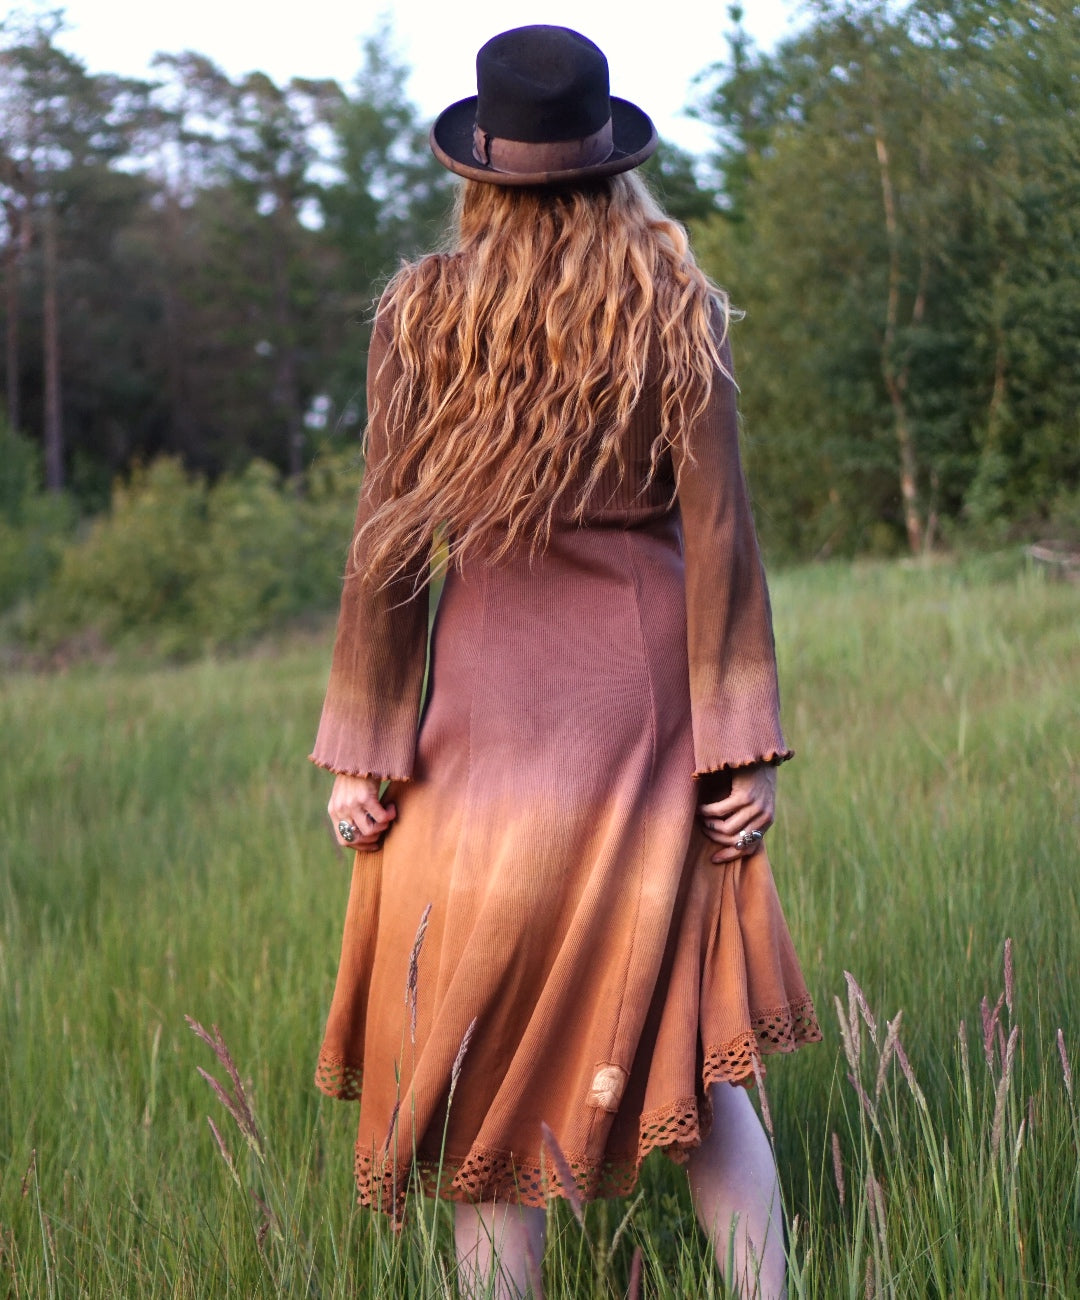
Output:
[1, 557, 1078, 1297]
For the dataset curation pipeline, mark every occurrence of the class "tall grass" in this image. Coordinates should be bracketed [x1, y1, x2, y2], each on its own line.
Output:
[1, 558, 1077, 1296]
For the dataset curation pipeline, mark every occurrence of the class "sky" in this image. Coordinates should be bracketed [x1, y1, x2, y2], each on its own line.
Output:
[45, 0, 807, 157]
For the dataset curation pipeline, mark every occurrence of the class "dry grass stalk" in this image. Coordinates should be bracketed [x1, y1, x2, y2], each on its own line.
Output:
[834, 994, 860, 1073]
[1003, 937, 1015, 1015]
[381, 1098, 401, 1158]
[1013, 1116, 1027, 1165]
[250, 1189, 281, 1253]
[980, 992, 1005, 1070]
[540, 1122, 584, 1226]
[991, 1023, 1020, 1155]
[1058, 1028, 1073, 1100]
[523, 1238, 545, 1299]
[609, 1192, 643, 1258]
[626, 1244, 643, 1300]
[874, 1011, 903, 1101]
[450, 1017, 478, 1095]
[831, 1132, 846, 1208]
[958, 1019, 970, 1084]
[831, 1133, 847, 1211]
[865, 1173, 892, 1293]
[206, 1116, 242, 1191]
[0, 1225, 21, 1300]
[186, 1016, 264, 1158]
[845, 970, 878, 1044]
[846, 1072, 877, 1129]
[750, 1053, 774, 1140]
[19, 1149, 35, 1199]
[893, 1036, 928, 1111]
[405, 902, 432, 1044]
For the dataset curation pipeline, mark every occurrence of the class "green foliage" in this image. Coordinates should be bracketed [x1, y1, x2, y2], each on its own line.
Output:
[1, 561, 1077, 1294]
[23, 451, 362, 655]
[0, 423, 78, 611]
[4, 5, 1078, 561]
[694, 0, 1080, 560]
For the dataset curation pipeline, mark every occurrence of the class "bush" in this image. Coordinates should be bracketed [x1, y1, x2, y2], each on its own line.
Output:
[21, 449, 366, 657]
[26, 458, 209, 653]
[0, 424, 78, 613]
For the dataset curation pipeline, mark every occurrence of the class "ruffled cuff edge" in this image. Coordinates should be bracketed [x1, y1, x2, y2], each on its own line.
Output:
[692, 746, 795, 779]
[307, 752, 413, 783]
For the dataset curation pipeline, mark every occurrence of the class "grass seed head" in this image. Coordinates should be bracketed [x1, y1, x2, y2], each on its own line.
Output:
[834, 994, 860, 1072]
[893, 1037, 928, 1111]
[875, 1011, 903, 1101]
[1057, 1028, 1073, 1100]
[450, 1017, 477, 1094]
[405, 902, 433, 1043]
[186, 1016, 264, 1157]
[958, 1018, 970, 1086]
[981, 993, 1004, 1070]
[1003, 937, 1015, 1015]
[991, 1023, 1020, 1155]
[19, 1149, 35, 1199]
[541, 1121, 585, 1226]
[751, 1054, 774, 1139]
[831, 1131, 846, 1207]
[845, 971, 878, 1044]
[382, 1098, 401, 1158]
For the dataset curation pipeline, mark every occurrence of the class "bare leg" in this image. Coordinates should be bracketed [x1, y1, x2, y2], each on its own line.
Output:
[454, 1201, 546, 1299]
[687, 1082, 787, 1300]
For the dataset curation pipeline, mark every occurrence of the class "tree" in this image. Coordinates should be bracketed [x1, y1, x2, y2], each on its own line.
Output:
[0, 11, 153, 490]
[692, 0, 1080, 558]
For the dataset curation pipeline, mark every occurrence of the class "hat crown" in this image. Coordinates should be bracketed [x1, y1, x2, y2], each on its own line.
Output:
[475, 25, 611, 144]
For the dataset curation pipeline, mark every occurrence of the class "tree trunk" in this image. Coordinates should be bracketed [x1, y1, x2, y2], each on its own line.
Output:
[162, 195, 194, 455]
[42, 198, 64, 491]
[874, 127, 924, 555]
[271, 210, 304, 486]
[3, 232, 18, 432]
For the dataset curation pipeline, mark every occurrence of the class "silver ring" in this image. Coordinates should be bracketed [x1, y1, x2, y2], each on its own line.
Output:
[338, 820, 357, 843]
[735, 829, 764, 850]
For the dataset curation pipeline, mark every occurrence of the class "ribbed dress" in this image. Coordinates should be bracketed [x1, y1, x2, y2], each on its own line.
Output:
[310, 295, 821, 1218]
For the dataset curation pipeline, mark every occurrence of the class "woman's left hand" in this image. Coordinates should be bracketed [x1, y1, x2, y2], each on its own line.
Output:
[697, 764, 776, 864]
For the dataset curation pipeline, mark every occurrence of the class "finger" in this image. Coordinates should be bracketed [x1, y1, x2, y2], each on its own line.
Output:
[357, 795, 396, 830]
[697, 790, 756, 818]
[699, 805, 770, 842]
[711, 821, 770, 864]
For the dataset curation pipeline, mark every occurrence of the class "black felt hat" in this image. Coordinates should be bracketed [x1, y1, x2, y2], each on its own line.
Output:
[430, 25, 657, 186]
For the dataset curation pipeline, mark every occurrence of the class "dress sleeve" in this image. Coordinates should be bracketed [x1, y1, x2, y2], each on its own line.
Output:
[308, 308, 430, 781]
[674, 309, 794, 777]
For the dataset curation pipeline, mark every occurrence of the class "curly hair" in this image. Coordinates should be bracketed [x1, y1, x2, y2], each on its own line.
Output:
[353, 169, 730, 588]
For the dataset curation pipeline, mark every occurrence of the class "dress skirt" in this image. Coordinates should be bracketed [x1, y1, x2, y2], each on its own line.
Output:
[314, 513, 820, 1217]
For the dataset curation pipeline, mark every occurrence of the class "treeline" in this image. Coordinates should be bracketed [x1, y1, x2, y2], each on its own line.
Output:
[0, 15, 456, 500]
[693, 0, 1080, 556]
[1, 2, 1077, 651]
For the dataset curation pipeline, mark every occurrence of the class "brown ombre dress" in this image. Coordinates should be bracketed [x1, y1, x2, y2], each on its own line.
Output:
[310, 300, 821, 1218]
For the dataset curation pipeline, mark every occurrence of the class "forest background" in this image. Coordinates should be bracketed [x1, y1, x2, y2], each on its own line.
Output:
[1, 0, 1077, 656]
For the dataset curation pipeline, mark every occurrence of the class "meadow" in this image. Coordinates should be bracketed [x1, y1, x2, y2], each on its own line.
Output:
[1, 556, 1078, 1297]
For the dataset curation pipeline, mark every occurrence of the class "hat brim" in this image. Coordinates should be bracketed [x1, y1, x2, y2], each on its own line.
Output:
[430, 95, 658, 186]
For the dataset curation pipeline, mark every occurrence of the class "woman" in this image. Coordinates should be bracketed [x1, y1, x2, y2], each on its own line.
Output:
[311, 25, 820, 1300]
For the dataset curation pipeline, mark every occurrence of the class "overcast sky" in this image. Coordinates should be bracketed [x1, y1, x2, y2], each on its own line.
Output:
[47, 0, 806, 156]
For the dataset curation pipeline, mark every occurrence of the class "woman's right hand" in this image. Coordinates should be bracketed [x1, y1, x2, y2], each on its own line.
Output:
[327, 774, 397, 851]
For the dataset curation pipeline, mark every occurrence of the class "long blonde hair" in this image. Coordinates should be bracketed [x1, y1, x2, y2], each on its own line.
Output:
[354, 169, 728, 587]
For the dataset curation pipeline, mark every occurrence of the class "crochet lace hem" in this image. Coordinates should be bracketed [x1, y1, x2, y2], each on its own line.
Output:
[315, 1054, 363, 1100]
[329, 994, 821, 1221]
